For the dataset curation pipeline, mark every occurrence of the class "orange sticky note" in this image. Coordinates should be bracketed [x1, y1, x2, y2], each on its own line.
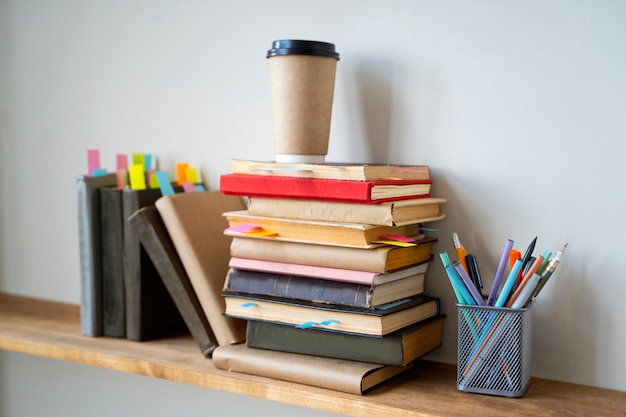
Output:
[129, 164, 147, 190]
[176, 162, 189, 184]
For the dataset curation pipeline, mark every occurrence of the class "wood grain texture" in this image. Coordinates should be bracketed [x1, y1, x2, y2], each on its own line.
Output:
[1, 293, 624, 417]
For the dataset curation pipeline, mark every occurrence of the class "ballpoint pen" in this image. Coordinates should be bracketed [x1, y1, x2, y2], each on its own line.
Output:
[452, 233, 469, 273]
[519, 236, 537, 278]
[487, 239, 514, 306]
[533, 243, 568, 297]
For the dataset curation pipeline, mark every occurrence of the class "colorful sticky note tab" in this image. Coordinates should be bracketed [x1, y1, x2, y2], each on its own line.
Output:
[195, 184, 205, 192]
[87, 149, 100, 176]
[92, 168, 107, 177]
[378, 234, 416, 243]
[129, 164, 147, 190]
[116, 154, 128, 171]
[185, 167, 199, 184]
[241, 302, 256, 308]
[176, 162, 189, 184]
[371, 240, 417, 247]
[116, 169, 127, 189]
[296, 321, 317, 329]
[144, 153, 152, 170]
[132, 153, 145, 168]
[182, 182, 197, 193]
[227, 224, 263, 233]
[155, 171, 175, 196]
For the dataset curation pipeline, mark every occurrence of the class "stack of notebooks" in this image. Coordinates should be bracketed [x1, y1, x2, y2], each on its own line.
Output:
[214, 158, 448, 394]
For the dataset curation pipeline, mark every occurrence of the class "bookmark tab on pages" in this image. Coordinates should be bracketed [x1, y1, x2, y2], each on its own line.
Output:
[129, 164, 147, 190]
[373, 235, 417, 247]
[176, 162, 189, 185]
[182, 182, 197, 193]
[116, 154, 128, 171]
[186, 167, 199, 184]
[226, 224, 277, 237]
[155, 171, 175, 196]
[87, 149, 100, 176]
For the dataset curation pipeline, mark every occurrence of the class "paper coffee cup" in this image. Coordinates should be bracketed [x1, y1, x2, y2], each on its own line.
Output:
[267, 40, 340, 163]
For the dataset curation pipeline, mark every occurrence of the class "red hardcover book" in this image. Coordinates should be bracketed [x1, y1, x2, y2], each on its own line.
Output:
[219, 174, 432, 203]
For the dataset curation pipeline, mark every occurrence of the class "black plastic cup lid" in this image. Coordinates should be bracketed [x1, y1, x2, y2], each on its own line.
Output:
[267, 40, 340, 60]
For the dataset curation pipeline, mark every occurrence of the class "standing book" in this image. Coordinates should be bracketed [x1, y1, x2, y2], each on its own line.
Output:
[220, 173, 432, 203]
[122, 188, 186, 341]
[100, 187, 126, 338]
[155, 191, 248, 346]
[128, 206, 217, 357]
[246, 316, 444, 366]
[229, 236, 436, 273]
[247, 196, 446, 226]
[229, 159, 431, 181]
[212, 343, 409, 395]
[223, 210, 422, 248]
[76, 173, 117, 337]
[223, 292, 440, 337]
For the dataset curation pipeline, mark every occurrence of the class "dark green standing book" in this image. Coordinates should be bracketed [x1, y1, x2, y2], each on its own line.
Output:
[122, 188, 185, 341]
[246, 315, 444, 366]
[76, 173, 117, 337]
[128, 206, 217, 357]
[100, 187, 126, 338]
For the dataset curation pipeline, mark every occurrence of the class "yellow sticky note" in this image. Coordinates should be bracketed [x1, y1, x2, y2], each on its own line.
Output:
[186, 167, 198, 184]
[132, 153, 145, 168]
[149, 173, 160, 189]
[129, 164, 147, 190]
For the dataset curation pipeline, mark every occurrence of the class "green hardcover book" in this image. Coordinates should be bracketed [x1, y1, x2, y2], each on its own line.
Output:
[246, 315, 444, 366]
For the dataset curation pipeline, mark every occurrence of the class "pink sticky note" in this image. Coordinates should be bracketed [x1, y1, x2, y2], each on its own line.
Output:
[378, 234, 416, 243]
[226, 224, 263, 233]
[116, 154, 128, 171]
[182, 182, 196, 193]
[87, 149, 100, 176]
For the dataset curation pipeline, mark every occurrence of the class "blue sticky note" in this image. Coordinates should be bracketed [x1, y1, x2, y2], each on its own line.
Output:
[155, 171, 175, 196]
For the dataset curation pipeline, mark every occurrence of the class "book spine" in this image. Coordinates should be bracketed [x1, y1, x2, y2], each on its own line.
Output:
[76, 174, 117, 336]
[100, 187, 126, 338]
[224, 268, 374, 308]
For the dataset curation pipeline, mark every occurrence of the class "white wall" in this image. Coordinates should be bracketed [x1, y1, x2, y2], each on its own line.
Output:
[1, 0, 625, 414]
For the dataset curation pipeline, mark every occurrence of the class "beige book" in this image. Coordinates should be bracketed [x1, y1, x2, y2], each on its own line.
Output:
[247, 196, 446, 226]
[229, 235, 436, 273]
[212, 343, 409, 395]
[155, 191, 247, 346]
[223, 210, 423, 248]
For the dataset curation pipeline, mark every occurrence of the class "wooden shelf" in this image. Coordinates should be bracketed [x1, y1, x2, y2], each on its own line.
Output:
[1, 293, 624, 417]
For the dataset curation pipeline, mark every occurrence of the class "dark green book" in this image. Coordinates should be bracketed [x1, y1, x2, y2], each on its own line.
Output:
[122, 188, 185, 341]
[246, 316, 444, 366]
[100, 187, 126, 338]
[128, 206, 217, 357]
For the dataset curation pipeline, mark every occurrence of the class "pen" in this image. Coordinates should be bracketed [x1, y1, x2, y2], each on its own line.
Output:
[444, 263, 477, 305]
[537, 249, 553, 275]
[453, 260, 486, 306]
[495, 258, 524, 307]
[519, 236, 537, 277]
[465, 254, 483, 290]
[511, 273, 542, 308]
[506, 255, 543, 308]
[487, 239, 514, 306]
[533, 243, 568, 297]
[452, 233, 469, 273]
[439, 251, 467, 304]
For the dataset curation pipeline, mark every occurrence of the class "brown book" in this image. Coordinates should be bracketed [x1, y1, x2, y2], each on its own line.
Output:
[212, 343, 410, 395]
[155, 191, 247, 346]
[229, 235, 436, 273]
[223, 210, 423, 248]
[223, 292, 440, 337]
[128, 206, 217, 357]
[230, 159, 430, 181]
[247, 196, 446, 226]
[246, 316, 444, 366]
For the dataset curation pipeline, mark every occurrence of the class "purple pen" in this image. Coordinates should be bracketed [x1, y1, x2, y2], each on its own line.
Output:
[453, 260, 485, 306]
[487, 239, 514, 306]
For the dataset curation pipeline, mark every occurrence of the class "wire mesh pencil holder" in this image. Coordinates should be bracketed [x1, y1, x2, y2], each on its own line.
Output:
[456, 303, 532, 397]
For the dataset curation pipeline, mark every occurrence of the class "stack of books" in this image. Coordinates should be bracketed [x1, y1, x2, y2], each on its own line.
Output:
[215, 158, 448, 392]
